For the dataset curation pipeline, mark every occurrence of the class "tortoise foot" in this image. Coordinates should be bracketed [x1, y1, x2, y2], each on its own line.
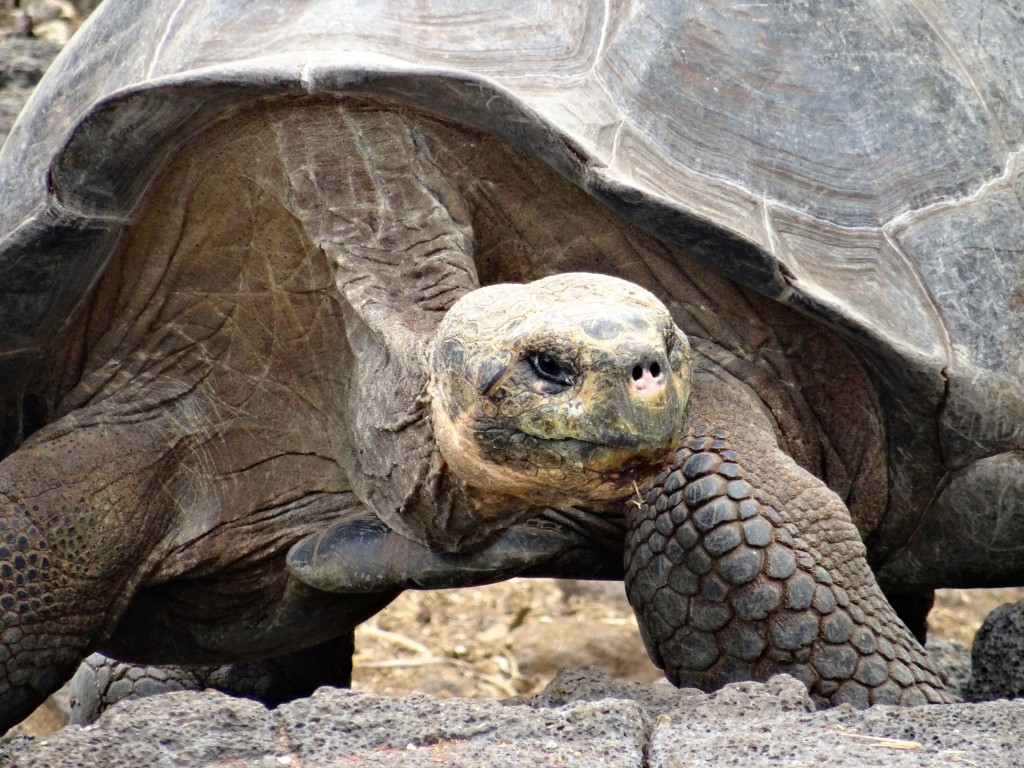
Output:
[625, 428, 951, 707]
[69, 635, 355, 724]
[288, 509, 622, 594]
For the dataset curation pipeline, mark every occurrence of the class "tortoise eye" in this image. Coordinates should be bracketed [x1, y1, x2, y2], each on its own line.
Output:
[530, 352, 573, 387]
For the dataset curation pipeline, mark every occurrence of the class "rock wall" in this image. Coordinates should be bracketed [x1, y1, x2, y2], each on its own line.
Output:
[3, 668, 1023, 768]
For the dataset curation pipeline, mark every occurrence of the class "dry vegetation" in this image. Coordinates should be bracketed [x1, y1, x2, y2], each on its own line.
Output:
[351, 579, 663, 699]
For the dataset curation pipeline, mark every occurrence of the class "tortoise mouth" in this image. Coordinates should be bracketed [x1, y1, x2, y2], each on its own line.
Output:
[602, 455, 671, 486]
[510, 429, 679, 481]
[520, 430, 656, 453]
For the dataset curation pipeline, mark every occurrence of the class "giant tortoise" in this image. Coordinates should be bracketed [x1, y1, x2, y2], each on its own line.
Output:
[2, 0, 1023, 730]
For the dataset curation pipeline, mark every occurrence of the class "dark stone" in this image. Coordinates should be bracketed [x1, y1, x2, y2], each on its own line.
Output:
[0, 38, 64, 145]
[967, 599, 1024, 702]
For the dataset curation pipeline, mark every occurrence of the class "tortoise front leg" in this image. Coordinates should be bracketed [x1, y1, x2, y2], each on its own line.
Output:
[0, 490, 88, 732]
[0, 414, 178, 733]
[625, 374, 952, 707]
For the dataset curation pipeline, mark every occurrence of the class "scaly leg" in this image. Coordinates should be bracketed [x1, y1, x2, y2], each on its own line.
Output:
[625, 370, 952, 706]
[0, 411, 179, 732]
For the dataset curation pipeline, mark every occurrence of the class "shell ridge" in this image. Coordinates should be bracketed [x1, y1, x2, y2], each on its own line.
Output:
[146, 0, 191, 81]
[879, 228, 954, 366]
[903, 0, 997, 125]
[884, 143, 1024, 233]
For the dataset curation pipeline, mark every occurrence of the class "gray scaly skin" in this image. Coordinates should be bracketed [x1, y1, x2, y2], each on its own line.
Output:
[626, 425, 948, 706]
[68, 637, 355, 725]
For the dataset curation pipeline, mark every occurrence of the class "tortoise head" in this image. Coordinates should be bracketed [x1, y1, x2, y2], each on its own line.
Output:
[429, 272, 691, 511]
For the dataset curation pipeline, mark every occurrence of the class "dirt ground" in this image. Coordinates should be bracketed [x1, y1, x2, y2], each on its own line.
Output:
[351, 579, 665, 699]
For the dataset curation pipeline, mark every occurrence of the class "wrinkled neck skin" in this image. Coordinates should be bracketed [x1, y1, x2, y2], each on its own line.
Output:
[322, 103, 887, 553]
[281, 107, 694, 554]
[291, 108, 545, 554]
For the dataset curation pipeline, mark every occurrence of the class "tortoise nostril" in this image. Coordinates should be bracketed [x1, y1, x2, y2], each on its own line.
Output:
[630, 362, 666, 398]
[632, 362, 662, 381]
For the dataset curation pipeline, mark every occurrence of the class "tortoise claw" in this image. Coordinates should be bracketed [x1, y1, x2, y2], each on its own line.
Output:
[287, 510, 623, 594]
